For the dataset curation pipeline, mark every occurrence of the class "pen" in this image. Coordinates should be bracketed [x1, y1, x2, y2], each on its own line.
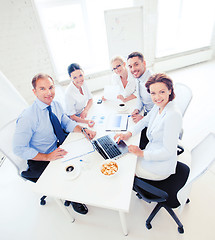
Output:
[128, 113, 138, 117]
[82, 128, 91, 141]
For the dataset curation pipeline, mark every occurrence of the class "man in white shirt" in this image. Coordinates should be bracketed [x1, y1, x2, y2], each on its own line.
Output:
[127, 52, 154, 149]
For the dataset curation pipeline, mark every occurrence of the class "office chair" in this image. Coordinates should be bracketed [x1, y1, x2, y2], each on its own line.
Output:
[134, 161, 190, 234]
[174, 82, 193, 139]
[177, 132, 215, 210]
[133, 132, 215, 234]
[0, 71, 47, 205]
[0, 71, 28, 129]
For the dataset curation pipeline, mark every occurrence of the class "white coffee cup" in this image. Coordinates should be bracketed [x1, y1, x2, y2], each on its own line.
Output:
[118, 103, 127, 113]
[64, 163, 81, 180]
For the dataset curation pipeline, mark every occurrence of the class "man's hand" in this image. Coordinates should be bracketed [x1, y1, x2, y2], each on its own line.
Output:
[132, 114, 143, 123]
[128, 145, 144, 157]
[131, 109, 143, 123]
[46, 147, 68, 161]
[131, 109, 139, 116]
[84, 128, 96, 140]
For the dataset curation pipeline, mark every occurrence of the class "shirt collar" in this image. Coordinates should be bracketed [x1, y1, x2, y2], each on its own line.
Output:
[159, 101, 174, 116]
[138, 69, 151, 82]
[35, 98, 51, 110]
[71, 81, 83, 93]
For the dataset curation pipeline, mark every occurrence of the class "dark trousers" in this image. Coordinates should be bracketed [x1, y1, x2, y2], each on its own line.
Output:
[139, 127, 149, 150]
[21, 160, 49, 183]
[21, 134, 69, 183]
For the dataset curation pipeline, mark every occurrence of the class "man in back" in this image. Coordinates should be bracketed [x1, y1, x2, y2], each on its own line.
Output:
[127, 52, 154, 149]
[13, 73, 96, 215]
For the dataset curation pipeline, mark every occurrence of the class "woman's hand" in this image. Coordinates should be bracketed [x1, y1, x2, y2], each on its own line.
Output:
[102, 96, 106, 101]
[117, 95, 125, 102]
[114, 132, 132, 143]
[80, 109, 88, 119]
[128, 145, 144, 157]
[87, 120, 95, 128]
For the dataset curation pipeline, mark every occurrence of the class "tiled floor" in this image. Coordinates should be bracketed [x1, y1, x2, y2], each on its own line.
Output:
[1, 60, 215, 240]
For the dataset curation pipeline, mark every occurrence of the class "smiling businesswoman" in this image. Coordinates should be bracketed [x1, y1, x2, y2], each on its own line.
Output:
[110, 56, 137, 102]
[115, 73, 182, 180]
[65, 63, 95, 128]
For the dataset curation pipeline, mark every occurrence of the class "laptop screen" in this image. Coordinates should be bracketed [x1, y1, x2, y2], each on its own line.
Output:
[105, 114, 128, 131]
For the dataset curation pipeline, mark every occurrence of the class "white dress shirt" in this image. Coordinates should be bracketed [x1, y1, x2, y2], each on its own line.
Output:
[130, 101, 182, 180]
[111, 72, 137, 98]
[136, 69, 154, 113]
[65, 81, 92, 116]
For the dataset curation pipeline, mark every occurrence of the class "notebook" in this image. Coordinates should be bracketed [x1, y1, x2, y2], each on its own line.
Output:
[91, 133, 128, 160]
[105, 114, 128, 131]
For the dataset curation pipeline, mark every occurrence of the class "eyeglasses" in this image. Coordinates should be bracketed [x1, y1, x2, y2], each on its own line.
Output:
[112, 64, 122, 71]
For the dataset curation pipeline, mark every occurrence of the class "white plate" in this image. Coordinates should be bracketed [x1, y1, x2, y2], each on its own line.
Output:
[100, 160, 119, 177]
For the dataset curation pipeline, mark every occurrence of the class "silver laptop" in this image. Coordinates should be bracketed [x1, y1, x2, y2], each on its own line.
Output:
[91, 133, 128, 160]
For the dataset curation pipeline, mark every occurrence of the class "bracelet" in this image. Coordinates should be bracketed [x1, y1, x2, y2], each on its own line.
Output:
[81, 127, 87, 133]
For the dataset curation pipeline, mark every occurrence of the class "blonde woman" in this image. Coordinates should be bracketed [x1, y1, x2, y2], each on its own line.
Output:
[102, 56, 137, 102]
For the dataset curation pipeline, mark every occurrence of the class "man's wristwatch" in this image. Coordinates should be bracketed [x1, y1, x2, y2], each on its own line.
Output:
[81, 127, 87, 133]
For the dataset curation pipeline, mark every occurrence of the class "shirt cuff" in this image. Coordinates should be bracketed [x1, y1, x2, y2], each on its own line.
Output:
[143, 150, 150, 161]
[22, 148, 39, 160]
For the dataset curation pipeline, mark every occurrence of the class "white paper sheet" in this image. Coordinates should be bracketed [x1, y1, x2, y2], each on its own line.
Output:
[61, 137, 94, 162]
[104, 85, 120, 101]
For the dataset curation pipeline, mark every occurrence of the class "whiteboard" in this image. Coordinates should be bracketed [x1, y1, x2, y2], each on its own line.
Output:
[104, 6, 143, 61]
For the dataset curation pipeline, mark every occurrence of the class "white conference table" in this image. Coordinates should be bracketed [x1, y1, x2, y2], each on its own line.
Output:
[34, 98, 139, 235]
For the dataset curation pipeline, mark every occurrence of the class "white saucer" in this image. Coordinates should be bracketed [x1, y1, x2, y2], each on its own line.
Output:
[117, 104, 128, 113]
[64, 162, 81, 180]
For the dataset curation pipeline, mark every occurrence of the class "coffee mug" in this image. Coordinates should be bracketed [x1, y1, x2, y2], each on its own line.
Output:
[118, 103, 127, 112]
[66, 165, 74, 172]
[64, 163, 81, 180]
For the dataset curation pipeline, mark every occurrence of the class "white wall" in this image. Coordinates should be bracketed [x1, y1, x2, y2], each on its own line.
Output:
[0, 0, 55, 104]
[211, 23, 215, 58]
[0, 0, 214, 104]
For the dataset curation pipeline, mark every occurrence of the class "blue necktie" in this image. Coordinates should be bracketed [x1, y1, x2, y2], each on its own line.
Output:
[47, 105, 66, 145]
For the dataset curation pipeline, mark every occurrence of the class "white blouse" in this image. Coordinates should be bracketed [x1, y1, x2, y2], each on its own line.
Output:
[111, 72, 136, 98]
[65, 81, 92, 116]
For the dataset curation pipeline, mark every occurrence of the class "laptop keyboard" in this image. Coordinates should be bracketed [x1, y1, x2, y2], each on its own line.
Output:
[92, 140, 108, 159]
[96, 135, 121, 159]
